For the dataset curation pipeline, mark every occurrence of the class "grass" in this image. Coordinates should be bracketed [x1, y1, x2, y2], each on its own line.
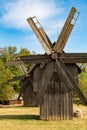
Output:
[0, 104, 87, 130]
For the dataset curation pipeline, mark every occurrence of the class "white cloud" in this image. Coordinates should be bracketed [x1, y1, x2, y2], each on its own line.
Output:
[0, 0, 64, 29]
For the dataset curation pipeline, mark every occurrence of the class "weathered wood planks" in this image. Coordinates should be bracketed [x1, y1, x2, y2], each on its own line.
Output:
[40, 69, 74, 120]
[6, 53, 87, 66]
[27, 17, 52, 54]
[53, 7, 76, 52]
[55, 60, 87, 104]
[37, 62, 55, 104]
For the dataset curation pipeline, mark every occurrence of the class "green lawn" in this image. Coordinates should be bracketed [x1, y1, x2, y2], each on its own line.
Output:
[0, 104, 87, 130]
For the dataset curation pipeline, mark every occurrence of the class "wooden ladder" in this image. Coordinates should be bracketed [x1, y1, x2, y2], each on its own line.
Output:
[27, 16, 52, 55]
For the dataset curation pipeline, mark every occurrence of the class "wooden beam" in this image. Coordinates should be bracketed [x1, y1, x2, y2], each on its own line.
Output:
[61, 53, 87, 58]
[39, 27, 53, 48]
[8, 64, 35, 81]
[55, 60, 87, 104]
[28, 64, 36, 74]
[53, 7, 76, 52]
[27, 17, 52, 54]
[6, 60, 28, 76]
[6, 61, 23, 66]
[6, 53, 87, 66]
[60, 53, 87, 63]
[8, 75, 27, 82]
[21, 54, 51, 64]
[37, 62, 55, 104]
[21, 53, 87, 64]
[56, 24, 74, 52]
[19, 63, 28, 76]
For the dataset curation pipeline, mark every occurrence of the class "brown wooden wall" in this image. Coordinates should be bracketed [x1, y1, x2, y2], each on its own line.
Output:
[40, 72, 73, 120]
[22, 63, 80, 120]
[40, 64, 80, 120]
[22, 78, 38, 107]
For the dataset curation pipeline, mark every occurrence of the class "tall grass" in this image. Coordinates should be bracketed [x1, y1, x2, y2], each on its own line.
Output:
[0, 104, 87, 130]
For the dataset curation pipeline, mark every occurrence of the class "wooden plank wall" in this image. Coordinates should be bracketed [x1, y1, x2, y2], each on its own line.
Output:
[22, 64, 79, 119]
[40, 79, 73, 120]
[40, 64, 79, 120]
[23, 78, 38, 107]
[33, 65, 40, 93]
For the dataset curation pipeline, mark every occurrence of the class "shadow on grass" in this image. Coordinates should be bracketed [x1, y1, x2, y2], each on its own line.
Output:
[0, 105, 24, 109]
[0, 105, 39, 109]
[0, 114, 40, 120]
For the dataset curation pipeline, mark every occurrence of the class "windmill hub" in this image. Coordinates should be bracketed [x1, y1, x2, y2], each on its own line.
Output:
[51, 52, 61, 60]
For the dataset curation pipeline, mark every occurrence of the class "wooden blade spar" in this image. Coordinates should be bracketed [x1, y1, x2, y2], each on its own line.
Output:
[55, 60, 87, 104]
[60, 53, 87, 63]
[8, 75, 27, 82]
[6, 53, 87, 67]
[27, 16, 53, 55]
[53, 7, 79, 52]
[6, 60, 23, 66]
[21, 54, 51, 64]
[57, 24, 74, 52]
[19, 63, 28, 76]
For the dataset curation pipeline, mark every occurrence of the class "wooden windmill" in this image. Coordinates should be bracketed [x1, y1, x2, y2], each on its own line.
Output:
[6, 7, 87, 120]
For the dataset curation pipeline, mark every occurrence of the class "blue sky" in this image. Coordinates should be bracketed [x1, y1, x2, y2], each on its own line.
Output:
[0, 0, 87, 54]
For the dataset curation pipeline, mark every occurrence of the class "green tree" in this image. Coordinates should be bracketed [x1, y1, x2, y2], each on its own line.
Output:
[0, 47, 9, 62]
[8, 46, 17, 60]
[72, 64, 87, 104]
[79, 66, 87, 99]
[18, 48, 31, 56]
[0, 46, 17, 62]
[18, 47, 31, 71]
[0, 59, 15, 101]
[0, 46, 31, 100]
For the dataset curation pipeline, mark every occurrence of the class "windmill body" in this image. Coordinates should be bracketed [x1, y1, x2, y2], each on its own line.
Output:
[6, 7, 87, 120]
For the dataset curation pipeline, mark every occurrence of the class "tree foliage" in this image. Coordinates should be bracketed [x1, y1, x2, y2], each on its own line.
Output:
[73, 64, 87, 104]
[0, 46, 31, 102]
[79, 65, 87, 99]
[0, 59, 15, 101]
